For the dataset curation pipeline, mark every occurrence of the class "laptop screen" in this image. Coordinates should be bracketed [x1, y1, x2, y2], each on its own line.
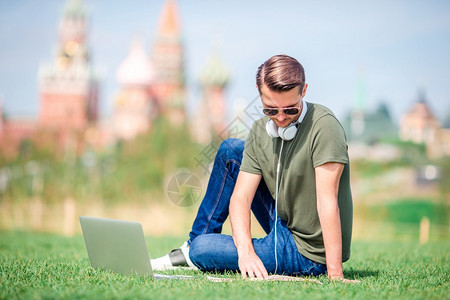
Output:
[80, 216, 153, 276]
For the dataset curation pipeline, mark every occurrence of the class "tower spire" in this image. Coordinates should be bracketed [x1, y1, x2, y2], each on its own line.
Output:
[152, 0, 185, 124]
[158, 0, 180, 37]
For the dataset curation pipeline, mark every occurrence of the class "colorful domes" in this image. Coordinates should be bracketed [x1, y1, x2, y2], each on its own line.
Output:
[116, 40, 155, 87]
[199, 52, 230, 87]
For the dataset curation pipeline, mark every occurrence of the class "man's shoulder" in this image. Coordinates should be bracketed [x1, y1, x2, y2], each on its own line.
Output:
[307, 102, 336, 119]
[306, 102, 345, 129]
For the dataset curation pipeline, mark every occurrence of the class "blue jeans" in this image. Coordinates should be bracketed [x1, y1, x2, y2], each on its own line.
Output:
[188, 138, 327, 276]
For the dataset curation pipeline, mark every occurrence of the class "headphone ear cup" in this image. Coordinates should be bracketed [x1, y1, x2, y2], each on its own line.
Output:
[266, 120, 280, 138]
[278, 123, 298, 141]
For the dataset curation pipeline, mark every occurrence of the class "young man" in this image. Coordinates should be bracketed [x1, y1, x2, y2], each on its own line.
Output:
[152, 54, 357, 282]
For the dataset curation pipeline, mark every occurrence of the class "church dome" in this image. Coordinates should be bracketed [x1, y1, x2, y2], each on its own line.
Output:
[63, 0, 88, 18]
[199, 52, 230, 87]
[116, 40, 155, 87]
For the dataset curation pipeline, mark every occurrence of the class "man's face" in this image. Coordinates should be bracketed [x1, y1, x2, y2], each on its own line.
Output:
[260, 83, 308, 128]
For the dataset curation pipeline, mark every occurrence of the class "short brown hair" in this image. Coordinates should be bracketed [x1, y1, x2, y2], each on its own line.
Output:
[256, 54, 305, 94]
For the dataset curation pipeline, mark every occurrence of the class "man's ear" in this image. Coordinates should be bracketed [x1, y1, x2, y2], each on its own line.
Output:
[302, 83, 308, 97]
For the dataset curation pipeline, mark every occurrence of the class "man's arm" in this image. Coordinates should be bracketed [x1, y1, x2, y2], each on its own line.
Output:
[315, 162, 359, 283]
[229, 171, 268, 279]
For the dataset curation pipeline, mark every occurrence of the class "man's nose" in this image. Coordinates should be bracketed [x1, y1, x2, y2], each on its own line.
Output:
[276, 111, 287, 121]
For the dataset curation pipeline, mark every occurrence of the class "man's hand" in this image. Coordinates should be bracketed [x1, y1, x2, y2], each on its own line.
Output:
[329, 274, 361, 284]
[238, 251, 268, 280]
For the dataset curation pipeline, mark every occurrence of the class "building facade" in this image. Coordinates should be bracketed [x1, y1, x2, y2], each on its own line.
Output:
[400, 91, 450, 158]
[0, 0, 231, 156]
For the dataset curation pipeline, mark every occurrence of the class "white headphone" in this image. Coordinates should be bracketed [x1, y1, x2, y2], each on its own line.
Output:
[265, 99, 308, 141]
[266, 121, 298, 141]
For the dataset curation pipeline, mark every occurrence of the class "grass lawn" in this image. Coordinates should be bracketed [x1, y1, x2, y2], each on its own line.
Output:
[0, 231, 448, 300]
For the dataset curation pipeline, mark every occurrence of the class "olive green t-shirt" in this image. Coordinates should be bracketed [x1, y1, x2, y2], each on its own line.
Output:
[240, 102, 353, 264]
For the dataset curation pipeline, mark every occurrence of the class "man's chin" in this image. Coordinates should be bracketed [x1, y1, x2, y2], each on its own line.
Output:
[274, 120, 293, 128]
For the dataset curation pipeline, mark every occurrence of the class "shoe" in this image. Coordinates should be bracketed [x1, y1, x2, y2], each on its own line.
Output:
[151, 242, 198, 270]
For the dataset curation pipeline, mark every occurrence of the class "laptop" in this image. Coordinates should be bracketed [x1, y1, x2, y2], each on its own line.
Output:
[79, 216, 193, 279]
[79, 216, 320, 283]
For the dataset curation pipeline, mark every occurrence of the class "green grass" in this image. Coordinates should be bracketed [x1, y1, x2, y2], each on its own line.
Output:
[1, 231, 448, 300]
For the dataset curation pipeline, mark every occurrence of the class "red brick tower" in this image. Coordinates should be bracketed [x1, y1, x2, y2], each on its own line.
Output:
[38, 0, 98, 151]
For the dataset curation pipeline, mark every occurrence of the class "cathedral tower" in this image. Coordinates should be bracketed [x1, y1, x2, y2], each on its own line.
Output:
[151, 0, 186, 124]
[191, 51, 230, 144]
[38, 0, 98, 136]
[114, 39, 156, 140]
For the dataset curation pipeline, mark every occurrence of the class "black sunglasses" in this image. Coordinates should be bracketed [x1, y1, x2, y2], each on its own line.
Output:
[262, 105, 301, 116]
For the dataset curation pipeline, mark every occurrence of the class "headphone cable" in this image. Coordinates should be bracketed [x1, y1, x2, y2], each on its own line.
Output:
[274, 139, 284, 275]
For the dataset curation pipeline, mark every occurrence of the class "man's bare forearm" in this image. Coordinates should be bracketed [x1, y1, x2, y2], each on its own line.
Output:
[315, 162, 345, 279]
[318, 201, 343, 278]
[230, 196, 253, 253]
[228, 172, 267, 278]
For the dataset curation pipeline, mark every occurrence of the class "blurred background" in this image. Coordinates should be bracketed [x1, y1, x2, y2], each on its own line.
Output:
[0, 0, 448, 242]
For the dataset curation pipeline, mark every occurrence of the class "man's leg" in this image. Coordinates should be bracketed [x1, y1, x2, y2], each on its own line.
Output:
[189, 138, 278, 242]
[188, 138, 245, 244]
[151, 138, 245, 270]
[151, 138, 278, 270]
[190, 156, 277, 242]
[187, 222, 279, 274]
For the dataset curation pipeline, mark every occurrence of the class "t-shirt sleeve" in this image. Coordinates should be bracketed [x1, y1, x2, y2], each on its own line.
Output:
[311, 115, 349, 168]
[240, 122, 262, 175]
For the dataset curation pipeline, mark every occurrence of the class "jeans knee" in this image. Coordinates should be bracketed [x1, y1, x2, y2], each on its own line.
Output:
[189, 234, 239, 272]
[189, 236, 210, 269]
[216, 138, 244, 163]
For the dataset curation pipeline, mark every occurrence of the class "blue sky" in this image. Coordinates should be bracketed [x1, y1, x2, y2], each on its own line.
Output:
[1, 0, 450, 123]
